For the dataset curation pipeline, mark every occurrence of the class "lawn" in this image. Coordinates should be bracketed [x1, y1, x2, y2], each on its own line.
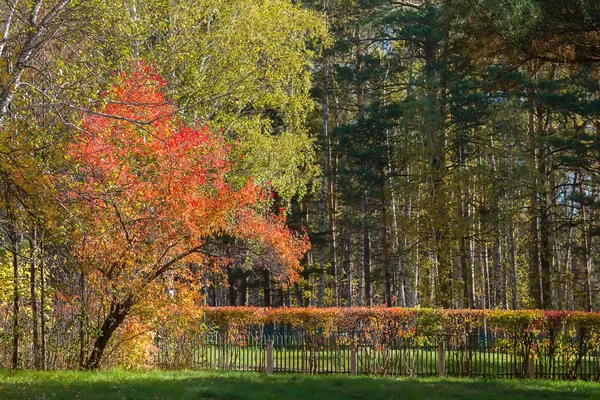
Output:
[1, 370, 599, 400]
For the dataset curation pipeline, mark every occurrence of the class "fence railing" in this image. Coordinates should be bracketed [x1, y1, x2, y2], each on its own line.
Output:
[154, 329, 600, 380]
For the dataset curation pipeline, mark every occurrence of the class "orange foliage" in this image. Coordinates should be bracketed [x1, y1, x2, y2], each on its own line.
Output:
[64, 63, 309, 366]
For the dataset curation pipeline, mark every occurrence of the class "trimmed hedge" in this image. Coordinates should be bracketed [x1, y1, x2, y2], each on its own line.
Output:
[156, 307, 600, 378]
[203, 307, 600, 338]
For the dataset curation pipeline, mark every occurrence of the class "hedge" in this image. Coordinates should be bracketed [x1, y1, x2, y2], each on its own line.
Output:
[154, 307, 600, 378]
[202, 307, 600, 337]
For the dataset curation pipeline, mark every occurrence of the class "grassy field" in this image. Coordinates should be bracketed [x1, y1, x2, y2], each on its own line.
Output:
[1, 370, 600, 400]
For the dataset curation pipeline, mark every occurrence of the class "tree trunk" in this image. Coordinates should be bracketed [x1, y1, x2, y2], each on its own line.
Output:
[318, 60, 330, 308]
[482, 239, 491, 310]
[539, 195, 552, 309]
[565, 172, 578, 310]
[582, 203, 593, 311]
[262, 269, 271, 307]
[358, 229, 364, 307]
[504, 127, 519, 310]
[227, 268, 237, 306]
[469, 203, 477, 308]
[239, 273, 247, 306]
[78, 271, 87, 368]
[537, 146, 552, 309]
[328, 150, 338, 307]
[361, 194, 372, 307]
[342, 204, 352, 307]
[30, 228, 40, 369]
[250, 281, 260, 306]
[528, 110, 543, 308]
[459, 234, 471, 308]
[85, 297, 134, 370]
[11, 230, 19, 369]
[381, 186, 392, 307]
[294, 282, 304, 307]
[40, 240, 46, 370]
[507, 200, 519, 310]
[493, 228, 505, 308]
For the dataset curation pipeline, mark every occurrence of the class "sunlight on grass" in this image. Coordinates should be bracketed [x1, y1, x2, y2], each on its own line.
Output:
[1, 370, 599, 400]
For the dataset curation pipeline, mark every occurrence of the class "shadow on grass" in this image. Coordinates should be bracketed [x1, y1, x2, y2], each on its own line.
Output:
[0, 370, 599, 400]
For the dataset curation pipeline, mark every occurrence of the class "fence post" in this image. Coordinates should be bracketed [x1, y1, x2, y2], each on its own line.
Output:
[266, 339, 274, 374]
[350, 348, 358, 376]
[438, 340, 446, 377]
[528, 350, 535, 379]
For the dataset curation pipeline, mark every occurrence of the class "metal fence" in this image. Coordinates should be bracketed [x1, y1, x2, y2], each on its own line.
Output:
[155, 329, 600, 380]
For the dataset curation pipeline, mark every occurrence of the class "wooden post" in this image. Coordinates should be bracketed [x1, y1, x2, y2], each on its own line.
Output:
[438, 341, 445, 377]
[266, 339, 274, 374]
[350, 348, 358, 376]
[528, 352, 535, 379]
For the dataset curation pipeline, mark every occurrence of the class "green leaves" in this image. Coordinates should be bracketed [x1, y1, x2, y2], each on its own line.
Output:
[76, 0, 326, 204]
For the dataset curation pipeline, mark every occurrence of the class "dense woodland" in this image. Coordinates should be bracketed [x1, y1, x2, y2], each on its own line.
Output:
[1, 0, 600, 369]
[296, 0, 600, 312]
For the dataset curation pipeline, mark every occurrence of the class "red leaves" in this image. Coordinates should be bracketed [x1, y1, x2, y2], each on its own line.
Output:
[202, 307, 600, 340]
[66, 62, 309, 300]
[236, 210, 310, 283]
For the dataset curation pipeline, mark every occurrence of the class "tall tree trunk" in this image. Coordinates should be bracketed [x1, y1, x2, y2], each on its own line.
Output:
[78, 270, 87, 368]
[582, 201, 593, 311]
[346, 232, 353, 308]
[391, 190, 407, 307]
[459, 232, 470, 308]
[507, 213, 519, 310]
[318, 59, 330, 308]
[362, 194, 372, 307]
[342, 204, 352, 307]
[414, 216, 421, 306]
[469, 202, 477, 308]
[227, 267, 237, 306]
[538, 146, 552, 309]
[505, 128, 519, 310]
[382, 62, 406, 307]
[11, 229, 19, 369]
[586, 205, 594, 311]
[85, 297, 134, 370]
[381, 185, 392, 307]
[262, 269, 271, 307]
[127, 0, 140, 59]
[482, 239, 491, 310]
[457, 131, 471, 308]
[40, 239, 46, 370]
[30, 227, 40, 369]
[539, 195, 552, 309]
[294, 282, 304, 307]
[250, 281, 260, 306]
[300, 199, 309, 308]
[565, 172, 578, 310]
[239, 273, 248, 306]
[328, 150, 338, 306]
[358, 232, 364, 307]
[493, 228, 505, 308]
[528, 111, 542, 308]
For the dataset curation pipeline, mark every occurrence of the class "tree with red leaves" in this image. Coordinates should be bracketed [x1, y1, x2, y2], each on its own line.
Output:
[65, 63, 309, 369]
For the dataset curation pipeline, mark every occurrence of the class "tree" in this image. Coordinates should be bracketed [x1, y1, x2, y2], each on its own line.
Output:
[0, 0, 76, 125]
[75, 0, 326, 204]
[301, 0, 600, 310]
[64, 63, 309, 369]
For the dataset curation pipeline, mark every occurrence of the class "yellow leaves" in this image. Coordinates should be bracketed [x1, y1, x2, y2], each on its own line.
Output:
[74, 0, 325, 203]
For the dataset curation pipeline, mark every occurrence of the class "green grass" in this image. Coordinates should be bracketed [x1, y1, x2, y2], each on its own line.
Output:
[1, 370, 600, 400]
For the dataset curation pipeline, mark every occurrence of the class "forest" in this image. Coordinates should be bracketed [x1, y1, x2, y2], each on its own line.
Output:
[1, 0, 600, 370]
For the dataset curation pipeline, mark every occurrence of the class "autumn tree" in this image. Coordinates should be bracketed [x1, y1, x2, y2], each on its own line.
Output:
[64, 64, 309, 369]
